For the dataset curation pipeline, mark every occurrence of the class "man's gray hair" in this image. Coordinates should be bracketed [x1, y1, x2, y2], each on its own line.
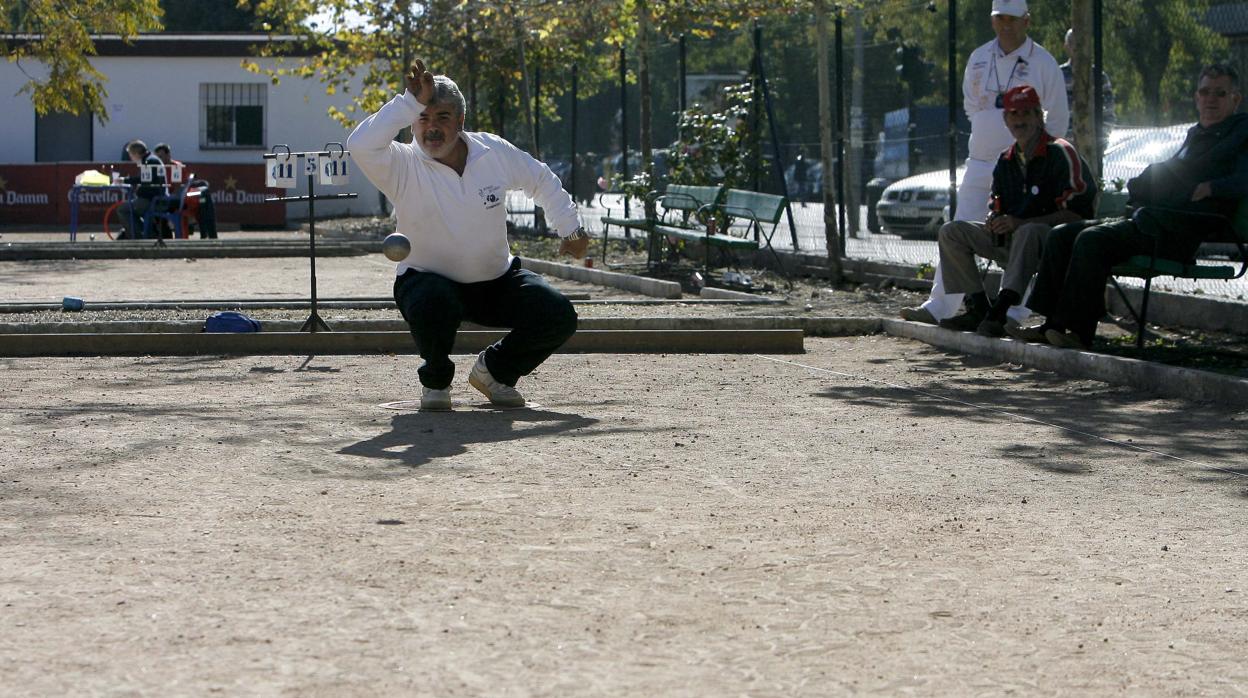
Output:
[429, 75, 467, 118]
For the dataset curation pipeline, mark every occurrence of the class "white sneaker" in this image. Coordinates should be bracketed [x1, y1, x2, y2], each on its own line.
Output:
[420, 386, 452, 411]
[468, 353, 526, 407]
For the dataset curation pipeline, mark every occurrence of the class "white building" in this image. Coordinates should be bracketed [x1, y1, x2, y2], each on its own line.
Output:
[0, 33, 384, 219]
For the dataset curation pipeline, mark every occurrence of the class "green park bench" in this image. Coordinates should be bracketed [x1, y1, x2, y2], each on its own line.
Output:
[600, 183, 723, 267]
[1109, 199, 1248, 347]
[653, 188, 789, 278]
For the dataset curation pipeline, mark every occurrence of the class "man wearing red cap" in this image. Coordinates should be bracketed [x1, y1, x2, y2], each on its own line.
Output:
[927, 85, 1095, 336]
[901, 0, 1068, 327]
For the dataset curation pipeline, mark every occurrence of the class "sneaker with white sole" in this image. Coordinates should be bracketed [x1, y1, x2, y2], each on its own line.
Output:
[468, 353, 526, 407]
[420, 386, 452, 411]
[899, 306, 937, 325]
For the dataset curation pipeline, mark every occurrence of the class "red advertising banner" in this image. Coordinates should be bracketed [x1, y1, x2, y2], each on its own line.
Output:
[0, 162, 286, 227]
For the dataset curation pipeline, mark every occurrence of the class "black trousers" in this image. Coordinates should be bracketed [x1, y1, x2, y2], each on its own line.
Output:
[393, 258, 578, 390]
[1027, 218, 1155, 343]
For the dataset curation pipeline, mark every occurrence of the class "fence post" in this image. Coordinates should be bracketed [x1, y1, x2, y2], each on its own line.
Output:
[619, 46, 630, 220]
[754, 21, 801, 252]
[947, 0, 959, 220]
[570, 64, 579, 198]
[835, 10, 846, 255]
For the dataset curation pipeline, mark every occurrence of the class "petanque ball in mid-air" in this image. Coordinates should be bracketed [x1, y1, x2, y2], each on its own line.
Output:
[382, 232, 411, 261]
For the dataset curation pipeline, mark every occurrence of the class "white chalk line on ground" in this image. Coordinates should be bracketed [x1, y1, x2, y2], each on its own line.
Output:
[755, 354, 1248, 480]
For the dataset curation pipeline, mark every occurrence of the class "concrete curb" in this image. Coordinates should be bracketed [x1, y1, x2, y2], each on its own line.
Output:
[0, 329, 803, 357]
[883, 319, 1248, 407]
[520, 257, 683, 299]
[0, 240, 373, 261]
[0, 316, 878, 336]
[783, 248, 1248, 339]
[1107, 286, 1248, 336]
[0, 293, 591, 314]
[699, 286, 766, 301]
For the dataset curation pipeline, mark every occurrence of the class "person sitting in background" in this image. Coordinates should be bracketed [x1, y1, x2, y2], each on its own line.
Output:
[905, 86, 1096, 337]
[116, 139, 166, 239]
[153, 143, 218, 239]
[900, 0, 1068, 327]
[1014, 63, 1248, 350]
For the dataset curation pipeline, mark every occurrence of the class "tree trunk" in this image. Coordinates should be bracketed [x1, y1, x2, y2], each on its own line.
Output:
[516, 15, 537, 156]
[815, 0, 843, 283]
[1071, 0, 1097, 179]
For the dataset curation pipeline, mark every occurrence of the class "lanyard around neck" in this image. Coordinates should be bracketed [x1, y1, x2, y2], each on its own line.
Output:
[990, 39, 1028, 98]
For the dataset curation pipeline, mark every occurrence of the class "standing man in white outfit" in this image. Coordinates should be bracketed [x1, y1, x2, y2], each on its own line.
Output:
[347, 60, 591, 410]
[901, 0, 1068, 326]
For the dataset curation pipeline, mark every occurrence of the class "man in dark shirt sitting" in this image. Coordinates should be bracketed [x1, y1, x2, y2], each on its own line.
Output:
[117, 139, 167, 239]
[908, 85, 1096, 337]
[1013, 63, 1248, 349]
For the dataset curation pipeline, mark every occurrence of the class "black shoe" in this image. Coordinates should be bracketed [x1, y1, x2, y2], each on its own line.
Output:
[1006, 323, 1049, 343]
[976, 317, 1007, 337]
[1045, 329, 1091, 351]
[939, 311, 985, 332]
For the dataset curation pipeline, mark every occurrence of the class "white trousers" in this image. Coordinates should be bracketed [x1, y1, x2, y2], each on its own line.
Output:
[920, 157, 1030, 323]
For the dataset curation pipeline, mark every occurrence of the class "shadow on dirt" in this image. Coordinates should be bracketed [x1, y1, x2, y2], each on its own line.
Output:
[810, 347, 1248, 494]
[339, 407, 599, 470]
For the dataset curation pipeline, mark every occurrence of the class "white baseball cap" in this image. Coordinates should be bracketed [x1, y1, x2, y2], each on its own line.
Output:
[991, 0, 1028, 16]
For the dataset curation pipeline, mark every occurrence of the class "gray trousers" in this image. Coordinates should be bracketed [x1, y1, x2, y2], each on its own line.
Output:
[937, 220, 1051, 297]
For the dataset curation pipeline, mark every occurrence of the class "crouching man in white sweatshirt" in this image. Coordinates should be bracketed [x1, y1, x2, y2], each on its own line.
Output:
[347, 60, 590, 410]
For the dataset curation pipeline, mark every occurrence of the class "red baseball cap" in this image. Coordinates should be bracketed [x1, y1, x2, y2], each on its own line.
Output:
[1002, 85, 1041, 111]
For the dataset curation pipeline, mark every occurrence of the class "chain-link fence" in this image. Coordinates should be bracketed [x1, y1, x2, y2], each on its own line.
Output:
[505, 0, 1247, 302]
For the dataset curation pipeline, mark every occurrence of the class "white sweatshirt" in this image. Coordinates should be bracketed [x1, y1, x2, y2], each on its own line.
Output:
[963, 37, 1069, 162]
[346, 91, 581, 283]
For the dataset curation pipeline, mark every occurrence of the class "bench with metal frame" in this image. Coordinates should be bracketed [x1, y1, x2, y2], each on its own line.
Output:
[654, 188, 789, 278]
[1109, 200, 1248, 347]
[599, 184, 724, 267]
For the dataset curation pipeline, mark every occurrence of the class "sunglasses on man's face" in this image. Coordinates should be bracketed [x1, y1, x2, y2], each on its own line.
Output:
[1197, 87, 1233, 98]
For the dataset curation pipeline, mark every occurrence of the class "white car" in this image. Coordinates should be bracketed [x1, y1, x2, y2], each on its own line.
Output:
[874, 124, 1192, 238]
[875, 168, 962, 238]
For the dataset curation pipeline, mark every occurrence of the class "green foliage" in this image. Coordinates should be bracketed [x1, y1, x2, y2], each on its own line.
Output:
[1103, 0, 1227, 124]
[248, 0, 633, 135]
[865, 0, 1229, 126]
[2, 0, 164, 123]
[616, 169, 652, 200]
[666, 81, 755, 188]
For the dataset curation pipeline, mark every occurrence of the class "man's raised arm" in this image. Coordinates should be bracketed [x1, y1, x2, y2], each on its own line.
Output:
[345, 91, 424, 199]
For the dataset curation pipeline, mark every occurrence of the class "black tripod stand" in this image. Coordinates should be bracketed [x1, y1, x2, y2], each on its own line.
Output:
[263, 143, 359, 332]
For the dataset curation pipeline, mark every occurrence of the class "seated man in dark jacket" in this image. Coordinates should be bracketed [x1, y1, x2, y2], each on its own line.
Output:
[1013, 63, 1248, 349]
[926, 85, 1096, 337]
[116, 139, 167, 239]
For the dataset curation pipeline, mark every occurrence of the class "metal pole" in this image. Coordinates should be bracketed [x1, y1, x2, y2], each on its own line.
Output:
[533, 65, 542, 157]
[570, 64, 579, 196]
[679, 33, 687, 113]
[301, 168, 329, 333]
[752, 22, 763, 193]
[948, 0, 958, 219]
[1093, 0, 1104, 176]
[619, 46, 630, 219]
[835, 10, 846, 255]
[755, 21, 800, 251]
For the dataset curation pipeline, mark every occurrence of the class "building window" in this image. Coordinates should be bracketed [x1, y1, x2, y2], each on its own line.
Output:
[200, 83, 266, 149]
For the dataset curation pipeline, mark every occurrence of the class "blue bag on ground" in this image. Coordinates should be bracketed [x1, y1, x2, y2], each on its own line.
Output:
[204, 311, 262, 333]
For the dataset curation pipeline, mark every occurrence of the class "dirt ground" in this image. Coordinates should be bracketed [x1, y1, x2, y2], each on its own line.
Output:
[2, 338, 1246, 696]
[2, 233, 1247, 694]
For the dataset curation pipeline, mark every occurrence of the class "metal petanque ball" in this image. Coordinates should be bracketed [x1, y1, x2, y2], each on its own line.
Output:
[382, 232, 411, 262]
